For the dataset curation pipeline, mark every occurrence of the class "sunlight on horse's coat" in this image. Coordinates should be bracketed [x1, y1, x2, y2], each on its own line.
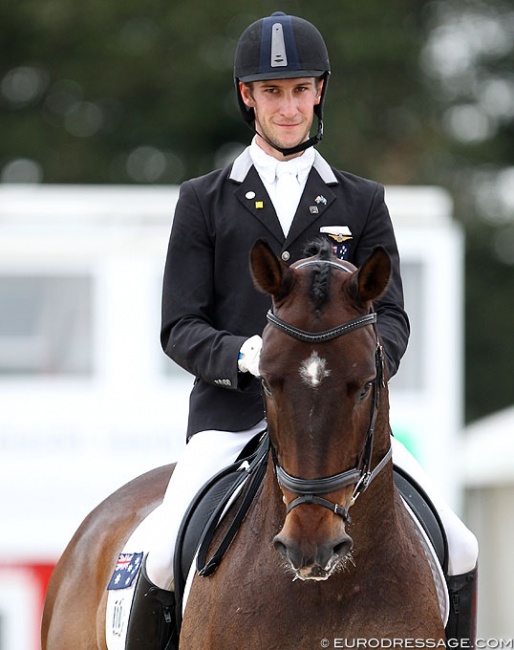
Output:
[299, 351, 331, 388]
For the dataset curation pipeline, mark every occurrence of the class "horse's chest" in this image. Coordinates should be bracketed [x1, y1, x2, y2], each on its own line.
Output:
[184, 557, 378, 647]
[182, 548, 443, 649]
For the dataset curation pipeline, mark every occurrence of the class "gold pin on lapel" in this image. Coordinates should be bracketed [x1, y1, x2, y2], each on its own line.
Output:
[255, 201, 264, 209]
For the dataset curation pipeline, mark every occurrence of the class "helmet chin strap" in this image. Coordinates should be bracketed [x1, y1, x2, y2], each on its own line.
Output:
[253, 117, 324, 157]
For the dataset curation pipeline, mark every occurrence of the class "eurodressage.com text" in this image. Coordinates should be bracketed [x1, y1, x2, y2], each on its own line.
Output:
[319, 639, 514, 649]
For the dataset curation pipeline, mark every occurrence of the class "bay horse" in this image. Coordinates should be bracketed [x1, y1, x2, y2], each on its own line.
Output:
[42, 240, 445, 649]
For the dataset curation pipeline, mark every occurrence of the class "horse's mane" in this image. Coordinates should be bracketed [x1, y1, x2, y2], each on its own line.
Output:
[302, 238, 335, 313]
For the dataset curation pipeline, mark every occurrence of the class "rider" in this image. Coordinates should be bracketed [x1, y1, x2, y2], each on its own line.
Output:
[124, 12, 478, 649]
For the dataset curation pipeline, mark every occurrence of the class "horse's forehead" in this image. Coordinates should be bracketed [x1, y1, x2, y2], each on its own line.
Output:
[299, 351, 331, 388]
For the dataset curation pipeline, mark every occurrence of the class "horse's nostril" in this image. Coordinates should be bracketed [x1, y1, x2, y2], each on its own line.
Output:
[333, 536, 353, 559]
[272, 535, 288, 558]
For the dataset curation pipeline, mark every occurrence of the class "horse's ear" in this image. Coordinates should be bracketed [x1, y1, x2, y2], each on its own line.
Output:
[250, 239, 295, 299]
[351, 246, 392, 304]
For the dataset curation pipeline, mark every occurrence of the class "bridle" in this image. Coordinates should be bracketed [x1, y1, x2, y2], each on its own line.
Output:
[265, 258, 393, 522]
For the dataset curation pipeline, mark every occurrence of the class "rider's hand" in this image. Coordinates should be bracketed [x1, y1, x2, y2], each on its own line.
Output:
[238, 335, 262, 377]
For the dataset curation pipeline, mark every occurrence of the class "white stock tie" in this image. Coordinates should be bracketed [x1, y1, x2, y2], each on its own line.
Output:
[274, 161, 300, 238]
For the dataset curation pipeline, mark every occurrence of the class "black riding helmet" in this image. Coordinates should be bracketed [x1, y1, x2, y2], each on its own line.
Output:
[234, 12, 331, 156]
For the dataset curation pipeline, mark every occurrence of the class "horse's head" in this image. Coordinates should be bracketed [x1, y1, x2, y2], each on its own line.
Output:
[250, 238, 392, 581]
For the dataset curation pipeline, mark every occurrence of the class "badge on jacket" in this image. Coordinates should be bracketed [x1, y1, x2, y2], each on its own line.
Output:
[320, 226, 353, 261]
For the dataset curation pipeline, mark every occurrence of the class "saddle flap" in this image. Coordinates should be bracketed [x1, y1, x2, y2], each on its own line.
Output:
[393, 465, 449, 574]
[173, 433, 269, 628]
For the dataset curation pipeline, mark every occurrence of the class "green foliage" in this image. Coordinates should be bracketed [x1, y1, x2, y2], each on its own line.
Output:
[0, 0, 434, 183]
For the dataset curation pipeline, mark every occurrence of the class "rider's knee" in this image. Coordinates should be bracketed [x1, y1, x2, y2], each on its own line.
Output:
[446, 523, 479, 576]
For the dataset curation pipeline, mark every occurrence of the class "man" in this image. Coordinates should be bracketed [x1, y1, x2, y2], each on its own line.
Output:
[124, 12, 478, 649]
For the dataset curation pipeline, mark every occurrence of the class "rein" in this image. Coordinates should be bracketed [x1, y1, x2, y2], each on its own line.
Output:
[265, 260, 392, 522]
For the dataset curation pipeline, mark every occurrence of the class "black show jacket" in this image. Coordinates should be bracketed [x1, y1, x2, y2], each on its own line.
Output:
[161, 148, 409, 440]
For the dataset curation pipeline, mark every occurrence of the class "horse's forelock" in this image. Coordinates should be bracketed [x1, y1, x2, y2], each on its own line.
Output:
[302, 237, 333, 261]
[302, 238, 336, 313]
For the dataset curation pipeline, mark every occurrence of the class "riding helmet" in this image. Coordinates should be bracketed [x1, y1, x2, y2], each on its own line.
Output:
[234, 12, 331, 152]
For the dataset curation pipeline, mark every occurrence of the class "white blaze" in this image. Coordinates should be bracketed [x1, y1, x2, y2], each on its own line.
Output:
[299, 351, 330, 388]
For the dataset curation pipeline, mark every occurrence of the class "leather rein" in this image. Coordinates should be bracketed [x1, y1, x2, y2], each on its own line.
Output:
[265, 259, 393, 522]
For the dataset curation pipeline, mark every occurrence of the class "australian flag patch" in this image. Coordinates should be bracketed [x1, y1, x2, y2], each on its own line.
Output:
[107, 552, 144, 590]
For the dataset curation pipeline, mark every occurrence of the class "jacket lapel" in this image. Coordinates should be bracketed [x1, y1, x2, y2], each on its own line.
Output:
[234, 166, 285, 244]
[285, 168, 337, 247]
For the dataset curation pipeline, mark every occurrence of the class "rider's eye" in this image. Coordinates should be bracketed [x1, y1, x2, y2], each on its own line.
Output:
[261, 378, 273, 396]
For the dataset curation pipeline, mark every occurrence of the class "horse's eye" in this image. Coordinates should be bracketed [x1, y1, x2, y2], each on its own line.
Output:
[261, 378, 273, 397]
[359, 381, 373, 400]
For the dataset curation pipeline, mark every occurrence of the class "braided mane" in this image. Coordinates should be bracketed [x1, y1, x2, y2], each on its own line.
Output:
[303, 238, 335, 313]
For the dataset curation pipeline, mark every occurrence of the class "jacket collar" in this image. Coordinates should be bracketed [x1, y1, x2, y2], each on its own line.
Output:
[233, 160, 337, 247]
[230, 147, 339, 186]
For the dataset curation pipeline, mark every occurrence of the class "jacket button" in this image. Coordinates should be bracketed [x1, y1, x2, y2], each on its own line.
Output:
[281, 251, 290, 262]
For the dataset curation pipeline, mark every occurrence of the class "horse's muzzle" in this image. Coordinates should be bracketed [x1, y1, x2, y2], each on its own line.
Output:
[273, 531, 354, 580]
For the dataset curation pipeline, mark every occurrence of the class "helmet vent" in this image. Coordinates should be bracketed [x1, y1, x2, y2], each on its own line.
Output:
[270, 23, 288, 68]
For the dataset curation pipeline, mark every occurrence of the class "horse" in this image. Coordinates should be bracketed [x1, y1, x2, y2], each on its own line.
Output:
[42, 239, 445, 649]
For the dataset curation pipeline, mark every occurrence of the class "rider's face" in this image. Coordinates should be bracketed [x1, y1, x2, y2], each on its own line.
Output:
[239, 77, 323, 160]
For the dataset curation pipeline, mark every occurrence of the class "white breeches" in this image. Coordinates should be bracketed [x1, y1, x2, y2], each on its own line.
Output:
[146, 421, 266, 589]
[145, 426, 478, 589]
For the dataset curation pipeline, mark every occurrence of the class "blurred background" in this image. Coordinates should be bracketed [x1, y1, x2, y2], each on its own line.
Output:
[1, 0, 513, 647]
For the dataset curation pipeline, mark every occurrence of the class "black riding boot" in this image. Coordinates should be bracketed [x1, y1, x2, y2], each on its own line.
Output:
[446, 566, 478, 647]
[125, 558, 178, 650]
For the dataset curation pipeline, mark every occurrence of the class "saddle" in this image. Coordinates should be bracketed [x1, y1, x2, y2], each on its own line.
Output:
[173, 433, 449, 631]
[173, 433, 269, 624]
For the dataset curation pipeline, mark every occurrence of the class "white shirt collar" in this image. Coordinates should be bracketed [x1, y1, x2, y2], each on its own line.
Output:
[229, 141, 338, 186]
[249, 137, 315, 186]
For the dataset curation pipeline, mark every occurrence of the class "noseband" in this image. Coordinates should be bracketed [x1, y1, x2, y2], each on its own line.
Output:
[265, 259, 392, 522]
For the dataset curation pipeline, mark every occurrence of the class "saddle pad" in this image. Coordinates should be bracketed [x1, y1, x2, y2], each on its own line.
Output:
[105, 507, 163, 649]
[106, 556, 143, 650]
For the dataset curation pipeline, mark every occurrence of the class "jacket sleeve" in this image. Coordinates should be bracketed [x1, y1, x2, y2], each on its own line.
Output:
[160, 180, 248, 391]
[352, 183, 410, 379]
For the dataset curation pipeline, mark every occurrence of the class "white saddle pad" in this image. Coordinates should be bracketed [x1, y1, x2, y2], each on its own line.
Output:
[105, 506, 163, 650]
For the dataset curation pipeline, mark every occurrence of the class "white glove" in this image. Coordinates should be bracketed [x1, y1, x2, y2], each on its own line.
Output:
[238, 335, 263, 377]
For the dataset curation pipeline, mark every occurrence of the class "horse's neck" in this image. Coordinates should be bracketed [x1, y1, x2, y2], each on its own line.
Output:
[257, 461, 294, 528]
[348, 459, 403, 557]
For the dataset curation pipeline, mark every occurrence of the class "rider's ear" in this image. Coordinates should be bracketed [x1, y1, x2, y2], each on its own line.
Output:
[250, 239, 295, 301]
[348, 246, 392, 305]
